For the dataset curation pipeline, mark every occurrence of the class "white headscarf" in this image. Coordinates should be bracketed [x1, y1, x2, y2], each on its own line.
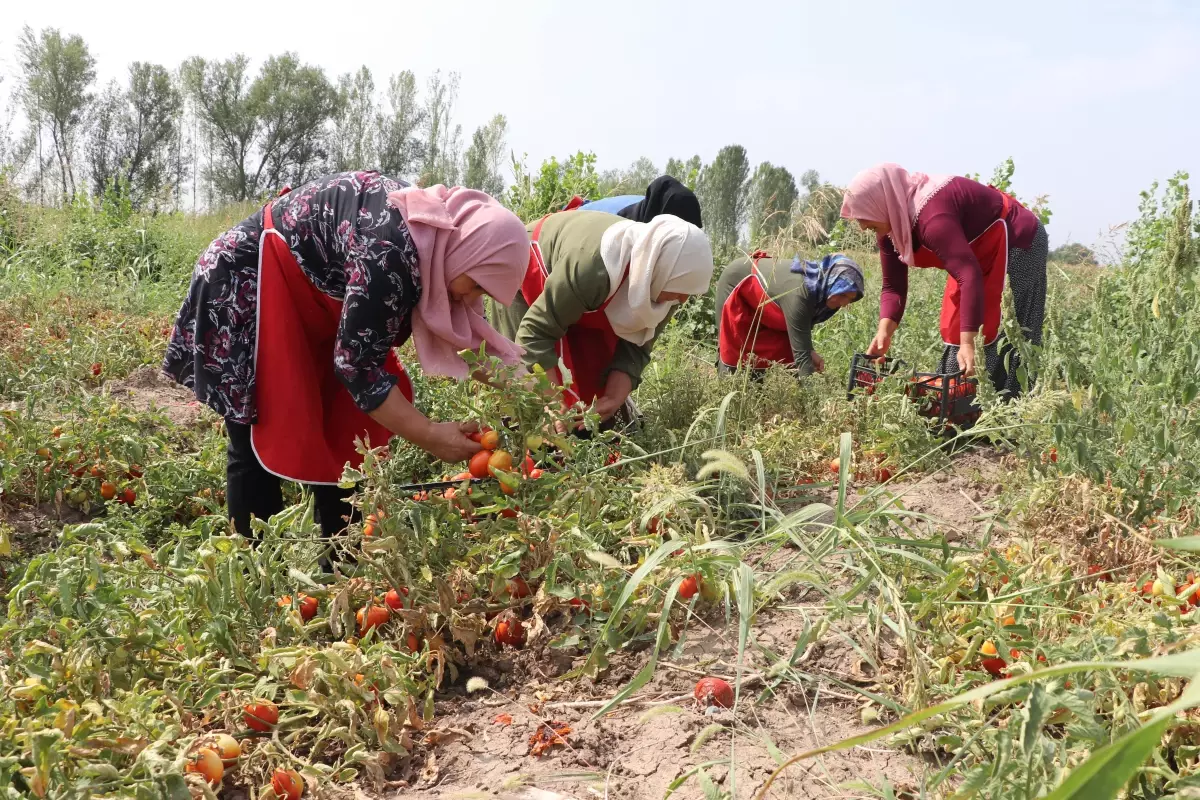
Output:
[598, 215, 714, 345]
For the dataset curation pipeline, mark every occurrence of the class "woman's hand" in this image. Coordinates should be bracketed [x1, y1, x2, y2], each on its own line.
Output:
[867, 319, 898, 358]
[957, 336, 977, 377]
[810, 351, 826, 374]
[416, 421, 481, 463]
[367, 386, 480, 462]
[594, 371, 634, 421]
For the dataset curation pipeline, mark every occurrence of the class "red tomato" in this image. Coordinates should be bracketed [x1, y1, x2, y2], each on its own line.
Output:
[507, 577, 532, 599]
[494, 613, 525, 646]
[119, 488, 136, 506]
[406, 631, 421, 653]
[91, 363, 102, 377]
[679, 574, 700, 600]
[272, 768, 304, 800]
[468, 450, 492, 479]
[243, 699, 279, 732]
[297, 594, 318, 621]
[385, 587, 409, 611]
[693, 677, 734, 709]
[529, 468, 544, 480]
[981, 657, 1008, 677]
[357, 603, 390, 635]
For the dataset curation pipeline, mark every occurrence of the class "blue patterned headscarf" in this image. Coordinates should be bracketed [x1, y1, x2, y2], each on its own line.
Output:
[790, 253, 865, 324]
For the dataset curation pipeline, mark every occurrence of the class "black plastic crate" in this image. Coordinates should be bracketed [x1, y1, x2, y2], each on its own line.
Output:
[906, 370, 981, 431]
[846, 353, 907, 400]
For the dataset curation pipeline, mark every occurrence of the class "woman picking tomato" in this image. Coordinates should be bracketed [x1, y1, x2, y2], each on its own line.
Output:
[841, 163, 1047, 397]
[715, 251, 864, 378]
[163, 172, 528, 549]
[494, 210, 713, 426]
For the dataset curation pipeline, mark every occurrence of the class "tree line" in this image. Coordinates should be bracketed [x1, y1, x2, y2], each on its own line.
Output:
[0, 26, 862, 260]
[3, 26, 511, 211]
[4, 25, 1092, 265]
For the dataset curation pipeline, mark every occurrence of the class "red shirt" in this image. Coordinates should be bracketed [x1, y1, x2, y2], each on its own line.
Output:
[879, 176, 1039, 334]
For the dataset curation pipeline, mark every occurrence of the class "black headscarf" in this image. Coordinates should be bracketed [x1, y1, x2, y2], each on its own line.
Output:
[616, 176, 703, 229]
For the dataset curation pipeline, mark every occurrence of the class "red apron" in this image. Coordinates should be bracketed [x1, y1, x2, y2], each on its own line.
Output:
[913, 192, 1012, 347]
[522, 214, 626, 408]
[718, 251, 794, 370]
[251, 197, 413, 485]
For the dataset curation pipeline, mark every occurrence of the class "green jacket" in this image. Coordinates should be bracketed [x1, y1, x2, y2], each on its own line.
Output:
[493, 211, 672, 388]
[714, 255, 818, 377]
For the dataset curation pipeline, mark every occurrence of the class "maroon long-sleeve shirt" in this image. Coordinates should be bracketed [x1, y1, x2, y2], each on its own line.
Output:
[879, 176, 1039, 334]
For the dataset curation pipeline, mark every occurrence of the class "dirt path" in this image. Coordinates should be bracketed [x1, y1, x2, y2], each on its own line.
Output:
[411, 605, 928, 799]
[387, 451, 1012, 799]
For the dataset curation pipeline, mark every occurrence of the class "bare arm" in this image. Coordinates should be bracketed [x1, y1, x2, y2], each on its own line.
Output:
[367, 385, 479, 463]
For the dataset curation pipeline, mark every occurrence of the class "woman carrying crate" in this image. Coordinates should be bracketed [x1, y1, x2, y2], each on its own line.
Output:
[162, 172, 529, 550]
[579, 175, 703, 228]
[715, 252, 864, 378]
[840, 163, 1047, 397]
[493, 210, 713, 426]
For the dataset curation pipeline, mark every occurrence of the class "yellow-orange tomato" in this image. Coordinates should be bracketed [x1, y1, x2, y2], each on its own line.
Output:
[186, 748, 224, 785]
[272, 768, 305, 800]
[202, 733, 241, 766]
[480, 430, 500, 451]
[1001, 615, 1016, 627]
[357, 603, 390, 635]
[363, 513, 379, 538]
[100, 481, 117, 501]
[243, 699, 279, 732]
[980, 640, 998, 656]
[488, 450, 514, 474]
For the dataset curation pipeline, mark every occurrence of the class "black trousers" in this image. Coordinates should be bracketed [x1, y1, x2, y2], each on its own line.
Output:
[225, 421, 359, 540]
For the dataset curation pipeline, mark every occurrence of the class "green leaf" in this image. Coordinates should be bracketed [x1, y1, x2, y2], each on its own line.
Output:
[1020, 683, 1051, 755]
[1040, 715, 1170, 800]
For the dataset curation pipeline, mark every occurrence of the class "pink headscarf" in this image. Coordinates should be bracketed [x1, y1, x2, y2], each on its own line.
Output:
[840, 163, 953, 265]
[387, 185, 527, 378]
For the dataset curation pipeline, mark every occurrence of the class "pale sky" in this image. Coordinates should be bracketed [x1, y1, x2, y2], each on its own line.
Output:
[3, 0, 1199, 250]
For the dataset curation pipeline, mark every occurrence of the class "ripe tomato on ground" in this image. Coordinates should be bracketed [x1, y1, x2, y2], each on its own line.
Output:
[385, 587, 409, 611]
[693, 677, 734, 709]
[243, 699, 279, 732]
[272, 768, 304, 800]
[185, 748, 224, 785]
[494, 612, 525, 646]
[357, 603, 390, 635]
[204, 733, 241, 766]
